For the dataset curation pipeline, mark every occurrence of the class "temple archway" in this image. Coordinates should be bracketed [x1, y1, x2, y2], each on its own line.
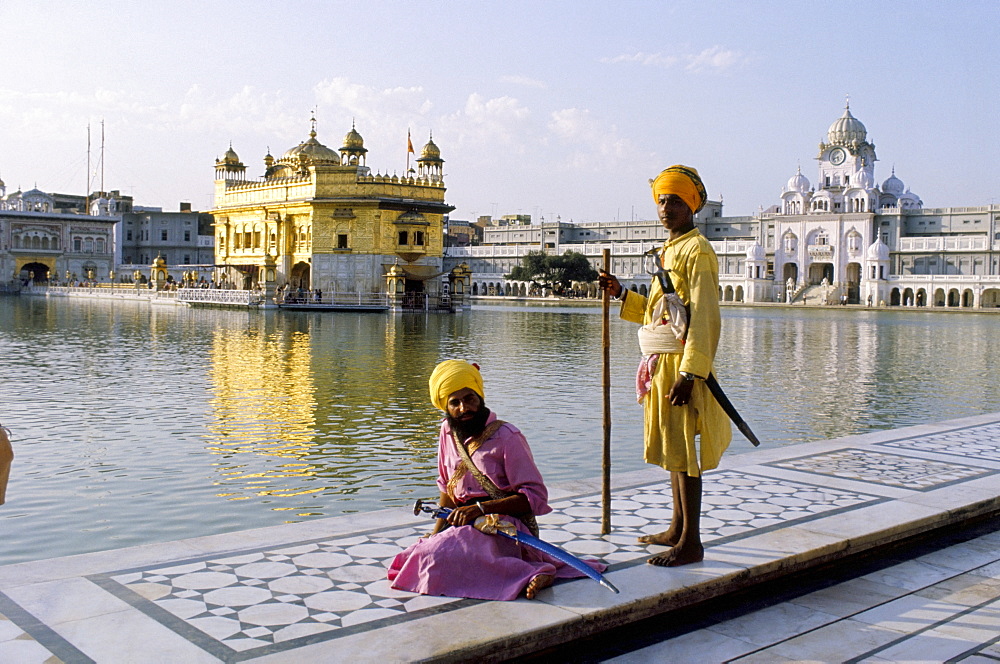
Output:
[290, 262, 310, 290]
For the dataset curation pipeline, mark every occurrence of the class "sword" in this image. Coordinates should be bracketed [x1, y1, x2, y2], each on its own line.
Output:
[645, 249, 760, 446]
[413, 500, 620, 593]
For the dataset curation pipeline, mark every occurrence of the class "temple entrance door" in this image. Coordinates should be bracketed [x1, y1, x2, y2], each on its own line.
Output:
[402, 279, 426, 310]
[290, 262, 311, 290]
[19, 262, 52, 283]
[808, 262, 834, 285]
[846, 262, 861, 303]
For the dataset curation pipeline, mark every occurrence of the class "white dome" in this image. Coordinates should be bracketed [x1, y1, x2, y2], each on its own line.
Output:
[882, 171, 904, 196]
[786, 166, 810, 194]
[827, 105, 867, 144]
[746, 243, 766, 261]
[855, 169, 874, 189]
[866, 238, 890, 261]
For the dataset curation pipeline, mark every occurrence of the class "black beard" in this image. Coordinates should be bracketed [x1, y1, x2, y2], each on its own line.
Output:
[447, 405, 491, 441]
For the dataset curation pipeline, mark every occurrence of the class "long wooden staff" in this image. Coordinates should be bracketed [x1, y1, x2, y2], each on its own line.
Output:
[601, 248, 612, 535]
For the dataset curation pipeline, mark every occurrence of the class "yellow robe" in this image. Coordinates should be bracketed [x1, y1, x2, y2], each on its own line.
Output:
[620, 228, 732, 476]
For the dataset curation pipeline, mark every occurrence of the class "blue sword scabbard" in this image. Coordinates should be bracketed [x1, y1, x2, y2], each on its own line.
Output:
[412, 500, 619, 593]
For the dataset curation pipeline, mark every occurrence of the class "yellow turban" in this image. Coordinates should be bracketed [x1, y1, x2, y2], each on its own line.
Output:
[651, 165, 707, 214]
[429, 360, 485, 411]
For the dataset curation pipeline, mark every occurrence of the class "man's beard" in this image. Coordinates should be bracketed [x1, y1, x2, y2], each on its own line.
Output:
[447, 405, 491, 441]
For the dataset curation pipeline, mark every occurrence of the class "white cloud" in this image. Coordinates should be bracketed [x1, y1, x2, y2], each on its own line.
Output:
[445, 93, 532, 154]
[500, 75, 547, 89]
[684, 46, 744, 73]
[601, 52, 681, 68]
[601, 46, 745, 73]
[547, 108, 634, 171]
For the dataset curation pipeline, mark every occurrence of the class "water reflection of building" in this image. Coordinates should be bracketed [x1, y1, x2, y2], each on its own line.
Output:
[210, 117, 455, 299]
[447, 103, 1000, 309]
[204, 317, 324, 503]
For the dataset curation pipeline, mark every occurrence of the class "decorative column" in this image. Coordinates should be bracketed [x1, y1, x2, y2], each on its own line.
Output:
[448, 262, 471, 312]
[259, 252, 278, 309]
[150, 254, 168, 291]
[385, 261, 406, 312]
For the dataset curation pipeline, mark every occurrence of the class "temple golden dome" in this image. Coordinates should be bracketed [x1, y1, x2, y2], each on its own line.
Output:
[420, 135, 441, 161]
[343, 123, 365, 151]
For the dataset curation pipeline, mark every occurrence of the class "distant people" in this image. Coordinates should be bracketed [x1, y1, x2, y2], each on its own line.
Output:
[599, 165, 732, 567]
[388, 360, 605, 599]
[867, 294, 873, 307]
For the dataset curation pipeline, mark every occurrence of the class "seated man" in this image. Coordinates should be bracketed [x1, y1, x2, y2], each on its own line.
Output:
[388, 359, 602, 600]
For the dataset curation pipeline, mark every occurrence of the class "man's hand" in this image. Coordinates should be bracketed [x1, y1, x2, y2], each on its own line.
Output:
[447, 504, 484, 528]
[598, 270, 622, 298]
[668, 376, 695, 406]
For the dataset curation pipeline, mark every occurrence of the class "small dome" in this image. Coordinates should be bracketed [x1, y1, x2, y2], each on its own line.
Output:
[746, 243, 766, 261]
[855, 169, 874, 189]
[786, 166, 810, 194]
[898, 189, 922, 209]
[343, 124, 365, 150]
[866, 238, 890, 261]
[223, 146, 240, 164]
[281, 121, 341, 166]
[265, 163, 295, 179]
[827, 104, 867, 144]
[882, 170, 904, 196]
[420, 135, 442, 161]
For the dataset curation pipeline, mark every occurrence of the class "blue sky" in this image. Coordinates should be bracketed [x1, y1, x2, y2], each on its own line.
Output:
[1, 0, 998, 222]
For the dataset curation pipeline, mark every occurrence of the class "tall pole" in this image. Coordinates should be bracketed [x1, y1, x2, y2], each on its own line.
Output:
[85, 124, 90, 214]
[601, 248, 612, 535]
[100, 119, 105, 195]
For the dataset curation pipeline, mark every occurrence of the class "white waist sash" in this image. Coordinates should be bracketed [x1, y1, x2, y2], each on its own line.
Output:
[637, 293, 687, 355]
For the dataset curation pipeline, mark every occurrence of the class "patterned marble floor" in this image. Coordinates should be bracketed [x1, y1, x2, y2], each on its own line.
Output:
[3, 415, 1000, 663]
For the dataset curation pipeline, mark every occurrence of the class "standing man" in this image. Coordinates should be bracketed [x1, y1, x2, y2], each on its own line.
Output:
[599, 165, 732, 567]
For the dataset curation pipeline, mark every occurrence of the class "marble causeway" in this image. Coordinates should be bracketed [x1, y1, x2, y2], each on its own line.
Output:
[3, 416, 999, 663]
[84, 469, 885, 661]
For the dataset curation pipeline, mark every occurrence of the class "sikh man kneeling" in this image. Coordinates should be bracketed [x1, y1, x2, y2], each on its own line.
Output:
[387, 360, 605, 600]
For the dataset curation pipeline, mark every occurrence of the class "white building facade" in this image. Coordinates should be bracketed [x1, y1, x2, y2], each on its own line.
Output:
[446, 104, 1000, 309]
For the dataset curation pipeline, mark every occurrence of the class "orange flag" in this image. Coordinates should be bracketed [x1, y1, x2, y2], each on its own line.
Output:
[407, 130, 415, 154]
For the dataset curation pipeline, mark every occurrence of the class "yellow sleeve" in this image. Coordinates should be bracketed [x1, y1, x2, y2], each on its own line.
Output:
[619, 288, 648, 325]
[678, 248, 721, 378]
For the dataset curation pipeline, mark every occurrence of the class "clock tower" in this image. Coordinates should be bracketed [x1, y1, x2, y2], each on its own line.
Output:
[816, 100, 877, 196]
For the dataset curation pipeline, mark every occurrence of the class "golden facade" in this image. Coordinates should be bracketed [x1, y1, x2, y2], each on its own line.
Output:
[210, 119, 454, 295]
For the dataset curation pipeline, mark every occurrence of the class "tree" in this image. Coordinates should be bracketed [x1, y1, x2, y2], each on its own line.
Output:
[506, 250, 598, 293]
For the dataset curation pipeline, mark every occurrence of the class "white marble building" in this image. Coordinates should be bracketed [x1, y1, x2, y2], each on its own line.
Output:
[447, 104, 1000, 309]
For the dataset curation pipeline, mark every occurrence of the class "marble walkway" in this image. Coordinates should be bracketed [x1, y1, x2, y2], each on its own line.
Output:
[2, 413, 1000, 663]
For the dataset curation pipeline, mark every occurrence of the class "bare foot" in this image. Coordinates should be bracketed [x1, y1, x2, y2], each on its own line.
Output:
[647, 543, 704, 567]
[637, 528, 680, 546]
[524, 574, 554, 599]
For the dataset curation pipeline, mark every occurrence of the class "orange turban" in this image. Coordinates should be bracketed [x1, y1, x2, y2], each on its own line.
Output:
[651, 165, 707, 214]
[429, 360, 485, 411]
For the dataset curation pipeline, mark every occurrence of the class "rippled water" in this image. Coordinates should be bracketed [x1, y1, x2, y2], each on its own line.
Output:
[1, 296, 998, 564]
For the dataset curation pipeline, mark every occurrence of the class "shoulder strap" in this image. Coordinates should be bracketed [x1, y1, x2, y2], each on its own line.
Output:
[451, 420, 507, 501]
[449, 420, 539, 537]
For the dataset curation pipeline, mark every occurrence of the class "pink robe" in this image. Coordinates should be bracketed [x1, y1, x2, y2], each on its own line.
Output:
[387, 413, 605, 600]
